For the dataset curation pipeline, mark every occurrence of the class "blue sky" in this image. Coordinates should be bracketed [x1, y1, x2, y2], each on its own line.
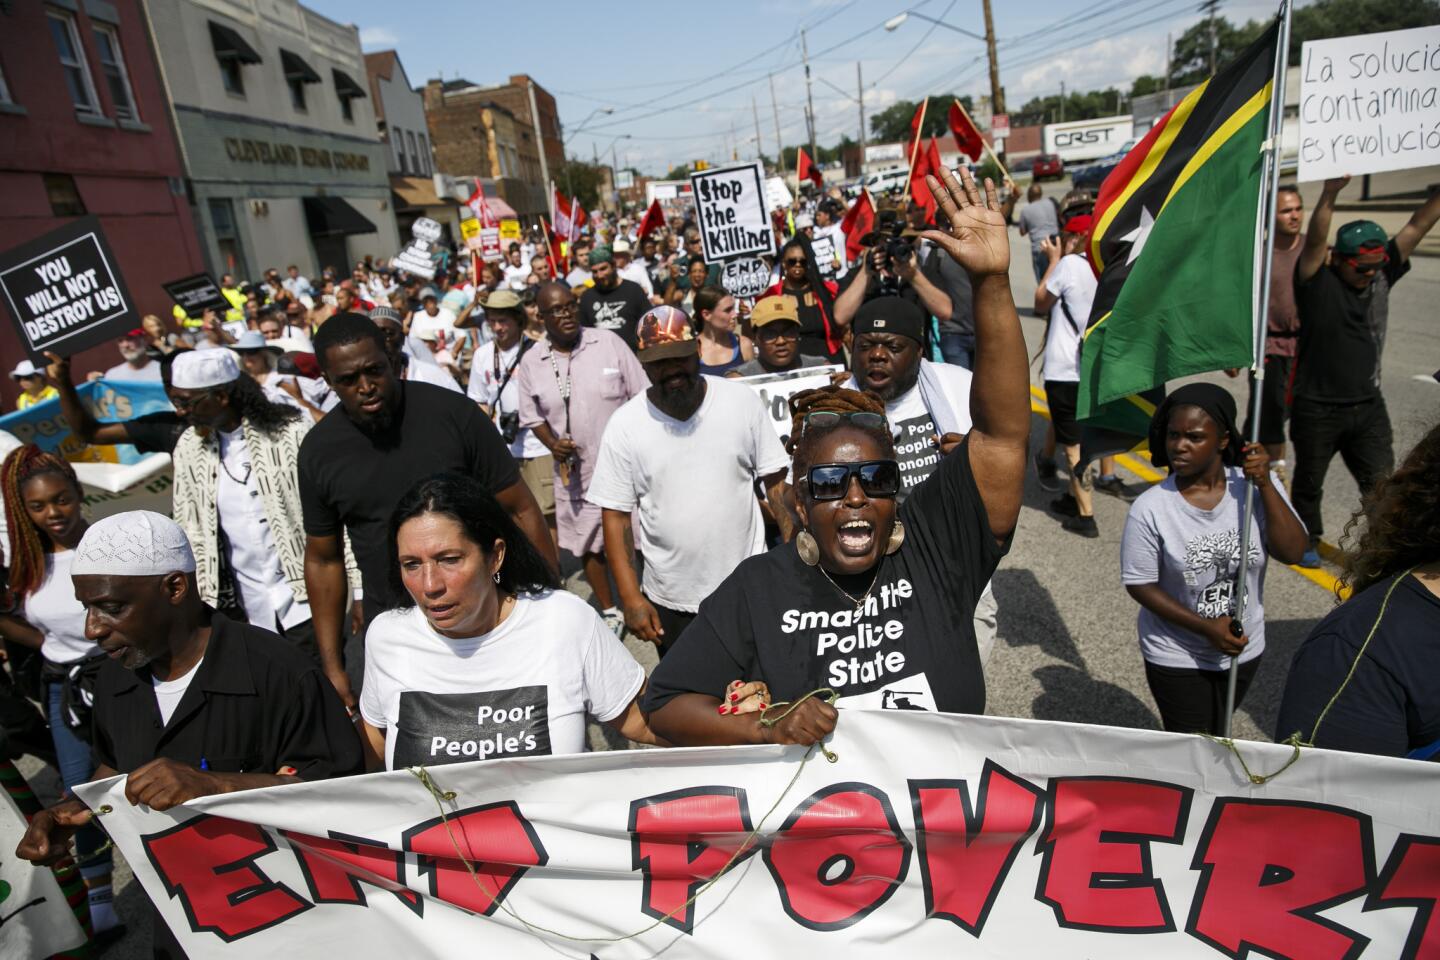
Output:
[308, 0, 1285, 176]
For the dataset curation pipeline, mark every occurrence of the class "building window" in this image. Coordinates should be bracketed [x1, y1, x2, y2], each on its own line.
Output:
[406, 130, 419, 176]
[208, 198, 248, 278]
[288, 76, 306, 111]
[220, 58, 244, 95]
[279, 50, 320, 114]
[393, 126, 406, 172]
[418, 134, 430, 174]
[339, 93, 353, 123]
[44, 174, 87, 216]
[47, 10, 101, 116]
[209, 21, 261, 98]
[332, 69, 366, 125]
[91, 24, 137, 122]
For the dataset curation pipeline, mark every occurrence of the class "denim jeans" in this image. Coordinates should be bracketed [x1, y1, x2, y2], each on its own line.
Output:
[46, 681, 110, 879]
[937, 333, 975, 370]
[1031, 248, 1050, 283]
[1289, 396, 1394, 540]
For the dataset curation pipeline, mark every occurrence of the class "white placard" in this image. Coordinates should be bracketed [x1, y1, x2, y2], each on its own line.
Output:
[765, 176, 794, 212]
[690, 162, 773, 262]
[735, 365, 843, 443]
[720, 257, 772, 299]
[0, 788, 87, 957]
[1298, 25, 1440, 182]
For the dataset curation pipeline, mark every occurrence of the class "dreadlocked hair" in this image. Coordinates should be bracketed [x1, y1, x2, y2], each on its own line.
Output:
[788, 386, 894, 482]
[2, 445, 82, 600]
[1337, 420, 1440, 597]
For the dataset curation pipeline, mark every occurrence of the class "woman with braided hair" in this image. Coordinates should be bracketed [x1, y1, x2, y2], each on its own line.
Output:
[644, 166, 1031, 746]
[0, 444, 121, 939]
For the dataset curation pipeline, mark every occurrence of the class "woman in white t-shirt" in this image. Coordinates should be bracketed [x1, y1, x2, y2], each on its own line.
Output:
[1120, 384, 1309, 735]
[0, 445, 119, 935]
[359, 473, 659, 770]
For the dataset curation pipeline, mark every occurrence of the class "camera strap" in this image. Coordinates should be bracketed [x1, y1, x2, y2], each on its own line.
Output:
[492, 337, 532, 412]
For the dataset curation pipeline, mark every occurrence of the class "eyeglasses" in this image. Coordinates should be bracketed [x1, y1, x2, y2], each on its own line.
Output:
[1342, 251, 1388, 275]
[802, 460, 901, 501]
[803, 410, 887, 433]
[540, 303, 578, 318]
[757, 327, 798, 342]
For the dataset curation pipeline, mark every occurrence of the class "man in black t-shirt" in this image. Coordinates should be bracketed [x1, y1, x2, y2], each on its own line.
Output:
[1290, 178, 1440, 558]
[298, 314, 557, 708]
[578, 247, 651, 350]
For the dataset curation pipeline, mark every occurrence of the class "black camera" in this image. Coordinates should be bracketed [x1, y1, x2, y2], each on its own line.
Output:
[870, 221, 913, 295]
[498, 410, 520, 444]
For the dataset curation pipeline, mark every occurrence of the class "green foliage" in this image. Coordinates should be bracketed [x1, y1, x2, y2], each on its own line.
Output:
[555, 160, 608, 208]
[976, 157, 1004, 185]
[1130, 74, 1165, 97]
[1168, 16, 1267, 87]
[1014, 88, 1127, 126]
[1288, 0, 1440, 62]
[868, 94, 973, 143]
[662, 163, 692, 182]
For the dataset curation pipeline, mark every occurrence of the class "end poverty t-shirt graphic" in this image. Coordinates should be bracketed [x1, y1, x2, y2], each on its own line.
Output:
[1182, 529, 1261, 620]
[392, 685, 552, 769]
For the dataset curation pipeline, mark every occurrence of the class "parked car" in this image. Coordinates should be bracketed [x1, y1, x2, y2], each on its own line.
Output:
[1032, 153, 1064, 181]
[1070, 140, 1138, 192]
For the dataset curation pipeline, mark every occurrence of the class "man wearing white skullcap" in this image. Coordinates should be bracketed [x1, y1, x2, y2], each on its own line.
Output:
[18, 510, 363, 954]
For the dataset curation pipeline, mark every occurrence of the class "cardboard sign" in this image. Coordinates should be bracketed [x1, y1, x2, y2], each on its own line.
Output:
[162, 272, 229, 317]
[765, 176, 794, 211]
[0, 217, 136, 362]
[735, 365, 843, 444]
[1298, 25, 1440, 182]
[691, 162, 773, 262]
[459, 217, 481, 241]
[720, 257, 772, 298]
[810, 234, 838, 278]
[500, 218, 522, 242]
[392, 217, 440, 279]
[479, 226, 503, 262]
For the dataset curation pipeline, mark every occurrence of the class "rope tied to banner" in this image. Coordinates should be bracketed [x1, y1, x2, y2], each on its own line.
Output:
[1197, 733, 1303, 785]
[405, 688, 842, 945]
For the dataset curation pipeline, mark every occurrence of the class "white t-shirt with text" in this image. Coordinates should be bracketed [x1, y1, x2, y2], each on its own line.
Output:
[845, 360, 973, 496]
[1042, 253, 1096, 383]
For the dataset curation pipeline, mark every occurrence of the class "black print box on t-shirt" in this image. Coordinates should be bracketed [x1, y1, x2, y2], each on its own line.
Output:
[393, 686, 552, 768]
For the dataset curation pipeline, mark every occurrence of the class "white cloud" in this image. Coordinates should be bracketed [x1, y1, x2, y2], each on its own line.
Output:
[358, 26, 398, 48]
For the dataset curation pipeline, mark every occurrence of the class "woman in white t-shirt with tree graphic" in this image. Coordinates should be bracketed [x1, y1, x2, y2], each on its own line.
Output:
[359, 473, 767, 770]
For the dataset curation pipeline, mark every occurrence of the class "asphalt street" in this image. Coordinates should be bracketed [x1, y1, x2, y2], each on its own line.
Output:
[20, 174, 1439, 959]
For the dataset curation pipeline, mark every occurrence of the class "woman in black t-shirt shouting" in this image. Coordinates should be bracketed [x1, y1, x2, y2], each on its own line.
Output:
[641, 163, 1031, 747]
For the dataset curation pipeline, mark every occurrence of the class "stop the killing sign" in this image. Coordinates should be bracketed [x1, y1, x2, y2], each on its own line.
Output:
[0, 217, 136, 362]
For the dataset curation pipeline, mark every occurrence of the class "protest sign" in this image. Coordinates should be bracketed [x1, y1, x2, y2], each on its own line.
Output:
[478, 227, 503, 261]
[0, 377, 173, 465]
[720, 257, 772, 298]
[162, 272, 230, 318]
[460, 218, 481, 243]
[691, 162, 772, 262]
[765, 176, 794, 211]
[0, 773, 88, 958]
[393, 217, 441, 279]
[1298, 25, 1440, 182]
[810, 234, 838, 278]
[500, 219, 522, 242]
[736, 365, 842, 444]
[0, 217, 136, 362]
[79, 711, 1439, 959]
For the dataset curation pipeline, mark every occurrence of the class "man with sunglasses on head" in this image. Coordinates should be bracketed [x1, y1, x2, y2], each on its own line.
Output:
[1290, 176, 1440, 566]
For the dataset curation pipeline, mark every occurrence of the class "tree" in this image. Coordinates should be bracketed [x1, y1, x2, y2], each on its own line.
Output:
[662, 163, 691, 181]
[555, 160, 607, 208]
[1288, 0, 1440, 63]
[1130, 74, 1165, 97]
[868, 94, 973, 143]
[1014, 88, 1125, 126]
[1168, 16, 1267, 87]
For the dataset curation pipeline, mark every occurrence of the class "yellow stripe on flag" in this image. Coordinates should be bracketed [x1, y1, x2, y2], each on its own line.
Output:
[1159, 81, 1272, 215]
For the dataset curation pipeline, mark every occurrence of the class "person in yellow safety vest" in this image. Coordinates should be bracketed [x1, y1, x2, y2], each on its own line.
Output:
[219, 273, 246, 323]
[10, 360, 59, 410]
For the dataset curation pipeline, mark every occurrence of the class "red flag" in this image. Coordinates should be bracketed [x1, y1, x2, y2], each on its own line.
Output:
[840, 191, 876, 262]
[637, 199, 664, 239]
[909, 135, 935, 210]
[921, 137, 945, 222]
[466, 178, 498, 228]
[947, 100, 984, 162]
[541, 216, 567, 275]
[553, 187, 589, 242]
[796, 147, 824, 188]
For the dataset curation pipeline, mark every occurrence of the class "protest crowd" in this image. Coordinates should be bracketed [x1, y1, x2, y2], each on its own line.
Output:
[3, 39, 1440, 954]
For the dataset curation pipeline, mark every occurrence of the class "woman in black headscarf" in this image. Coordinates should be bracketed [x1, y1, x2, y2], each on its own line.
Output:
[1119, 383, 1310, 735]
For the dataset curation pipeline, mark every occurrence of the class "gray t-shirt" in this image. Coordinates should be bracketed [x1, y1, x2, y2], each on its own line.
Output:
[1120, 467, 1298, 670]
[729, 354, 829, 378]
[1017, 200, 1059, 252]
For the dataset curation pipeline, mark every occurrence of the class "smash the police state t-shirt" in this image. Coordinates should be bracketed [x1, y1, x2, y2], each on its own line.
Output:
[643, 437, 1006, 715]
[361, 590, 644, 770]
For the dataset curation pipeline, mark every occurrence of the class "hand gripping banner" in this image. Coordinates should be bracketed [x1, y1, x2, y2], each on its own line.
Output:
[75, 712, 1440, 959]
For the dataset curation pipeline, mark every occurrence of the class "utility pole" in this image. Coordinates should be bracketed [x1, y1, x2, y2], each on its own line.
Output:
[730, 120, 737, 162]
[526, 78, 551, 211]
[752, 95, 764, 167]
[1165, 32, 1172, 100]
[1059, 80, 1066, 122]
[802, 28, 817, 163]
[857, 60, 867, 161]
[981, 0, 1005, 116]
[769, 72, 785, 174]
[1200, 0, 1222, 75]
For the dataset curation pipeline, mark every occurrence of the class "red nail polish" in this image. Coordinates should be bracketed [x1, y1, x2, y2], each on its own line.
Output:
[759, 702, 768, 710]
[729, 693, 739, 701]
[717, 706, 726, 715]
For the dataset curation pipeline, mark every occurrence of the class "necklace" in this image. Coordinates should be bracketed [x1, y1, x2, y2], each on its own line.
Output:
[817, 558, 883, 617]
[218, 432, 252, 485]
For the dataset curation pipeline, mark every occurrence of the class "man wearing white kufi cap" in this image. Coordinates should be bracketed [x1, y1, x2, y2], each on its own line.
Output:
[168, 351, 361, 663]
[16, 511, 362, 954]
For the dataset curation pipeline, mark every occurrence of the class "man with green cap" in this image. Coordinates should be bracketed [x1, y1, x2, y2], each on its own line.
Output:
[578, 245, 652, 351]
[1290, 176, 1440, 564]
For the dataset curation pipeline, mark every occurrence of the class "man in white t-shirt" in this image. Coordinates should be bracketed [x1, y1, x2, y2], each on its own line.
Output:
[588, 305, 792, 655]
[502, 244, 530, 290]
[1033, 214, 1103, 538]
[612, 239, 655, 299]
[844, 296, 1000, 665]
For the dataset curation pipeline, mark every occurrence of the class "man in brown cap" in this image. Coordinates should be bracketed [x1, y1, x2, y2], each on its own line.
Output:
[728, 296, 833, 377]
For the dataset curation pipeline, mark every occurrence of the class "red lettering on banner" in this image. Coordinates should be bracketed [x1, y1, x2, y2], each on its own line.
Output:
[282, 830, 423, 916]
[763, 782, 911, 931]
[1187, 799, 1372, 959]
[1036, 777, 1192, 932]
[630, 786, 754, 934]
[401, 801, 547, 916]
[141, 815, 310, 941]
[909, 761, 1046, 936]
[1368, 835, 1440, 960]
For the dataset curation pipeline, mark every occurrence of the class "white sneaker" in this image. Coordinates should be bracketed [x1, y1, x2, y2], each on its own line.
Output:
[601, 607, 626, 639]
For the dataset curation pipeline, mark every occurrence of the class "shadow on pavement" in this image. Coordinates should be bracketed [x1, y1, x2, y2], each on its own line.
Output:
[992, 567, 1085, 668]
[1031, 664, 1161, 730]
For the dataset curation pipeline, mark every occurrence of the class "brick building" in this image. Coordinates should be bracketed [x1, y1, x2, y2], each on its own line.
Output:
[423, 79, 548, 219]
[0, 0, 206, 399]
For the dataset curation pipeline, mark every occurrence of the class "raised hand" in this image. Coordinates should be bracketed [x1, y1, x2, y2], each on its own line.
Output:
[920, 166, 1011, 278]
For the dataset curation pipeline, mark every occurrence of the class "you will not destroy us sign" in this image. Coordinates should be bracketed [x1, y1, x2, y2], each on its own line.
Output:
[0, 218, 136, 362]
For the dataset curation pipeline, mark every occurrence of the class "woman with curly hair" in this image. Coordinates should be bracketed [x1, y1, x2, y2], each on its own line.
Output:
[1275, 421, 1440, 758]
[0, 445, 121, 939]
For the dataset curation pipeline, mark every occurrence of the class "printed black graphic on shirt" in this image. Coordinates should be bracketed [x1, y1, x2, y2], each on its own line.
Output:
[1182, 531, 1261, 619]
[393, 686, 551, 768]
[778, 578, 921, 696]
[893, 412, 941, 498]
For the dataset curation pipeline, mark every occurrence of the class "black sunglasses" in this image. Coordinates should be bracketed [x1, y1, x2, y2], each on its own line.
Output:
[803, 460, 901, 501]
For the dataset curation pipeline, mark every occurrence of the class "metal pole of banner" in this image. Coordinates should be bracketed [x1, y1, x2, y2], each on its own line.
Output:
[1224, 0, 1292, 738]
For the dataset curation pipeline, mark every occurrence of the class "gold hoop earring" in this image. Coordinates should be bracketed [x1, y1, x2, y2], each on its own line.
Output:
[886, 520, 906, 555]
[796, 530, 820, 566]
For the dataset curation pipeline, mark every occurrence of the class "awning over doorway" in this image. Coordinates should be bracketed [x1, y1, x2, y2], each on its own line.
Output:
[303, 196, 376, 237]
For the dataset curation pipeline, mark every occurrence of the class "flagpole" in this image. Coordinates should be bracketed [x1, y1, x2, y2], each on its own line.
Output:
[1223, 0, 1292, 738]
[903, 97, 930, 204]
[953, 97, 1010, 183]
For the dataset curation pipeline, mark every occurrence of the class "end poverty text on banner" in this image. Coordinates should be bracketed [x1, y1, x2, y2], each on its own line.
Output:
[1298, 24, 1440, 182]
[0, 217, 136, 363]
[691, 162, 773, 263]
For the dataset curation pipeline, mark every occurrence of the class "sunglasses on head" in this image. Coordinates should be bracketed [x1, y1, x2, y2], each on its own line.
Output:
[802, 410, 887, 433]
[803, 460, 901, 501]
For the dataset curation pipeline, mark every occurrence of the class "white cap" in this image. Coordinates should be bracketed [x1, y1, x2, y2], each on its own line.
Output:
[10, 360, 41, 379]
[73, 511, 196, 577]
[172, 349, 240, 388]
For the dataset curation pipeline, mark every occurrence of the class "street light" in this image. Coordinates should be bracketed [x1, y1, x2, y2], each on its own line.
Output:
[883, 9, 986, 41]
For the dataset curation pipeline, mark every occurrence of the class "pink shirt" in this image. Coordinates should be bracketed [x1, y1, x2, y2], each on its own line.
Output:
[516, 329, 649, 501]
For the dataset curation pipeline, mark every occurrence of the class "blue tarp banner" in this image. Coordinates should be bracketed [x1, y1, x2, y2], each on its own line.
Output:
[0, 379, 172, 464]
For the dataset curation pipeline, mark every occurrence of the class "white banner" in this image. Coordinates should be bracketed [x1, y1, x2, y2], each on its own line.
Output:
[690, 162, 772, 263]
[1299, 25, 1440, 182]
[735, 365, 842, 444]
[0, 787, 87, 956]
[77, 712, 1440, 960]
